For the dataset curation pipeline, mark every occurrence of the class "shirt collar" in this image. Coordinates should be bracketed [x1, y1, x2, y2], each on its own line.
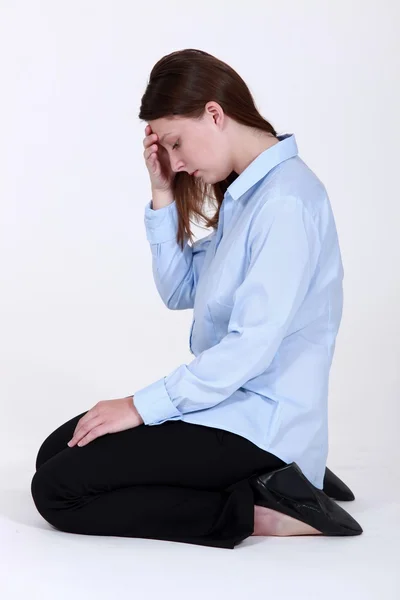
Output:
[226, 133, 298, 201]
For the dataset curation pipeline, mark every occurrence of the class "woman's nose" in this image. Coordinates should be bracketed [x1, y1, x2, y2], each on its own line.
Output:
[170, 155, 186, 173]
[172, 162, 186, 173]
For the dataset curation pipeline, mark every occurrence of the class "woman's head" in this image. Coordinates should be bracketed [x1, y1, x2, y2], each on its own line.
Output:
[138, 48, 278, 249]
[147, 105, 234, 185]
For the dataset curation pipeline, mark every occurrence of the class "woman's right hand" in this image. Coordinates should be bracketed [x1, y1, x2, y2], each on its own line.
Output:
[143, 124, 175, 192]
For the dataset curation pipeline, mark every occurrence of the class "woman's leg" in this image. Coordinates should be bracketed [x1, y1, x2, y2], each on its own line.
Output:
[31, 414, 286, 549]
[34, 411, 88, 471]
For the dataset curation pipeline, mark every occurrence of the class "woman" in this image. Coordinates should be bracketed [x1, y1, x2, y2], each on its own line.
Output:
[31, 48, 362, 549]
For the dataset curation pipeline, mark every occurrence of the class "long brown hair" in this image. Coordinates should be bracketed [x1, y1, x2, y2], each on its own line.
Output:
[138, 48, 277, 250]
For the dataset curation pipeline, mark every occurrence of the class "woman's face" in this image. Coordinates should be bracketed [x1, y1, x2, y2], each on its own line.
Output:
[148, 104, 233, 184]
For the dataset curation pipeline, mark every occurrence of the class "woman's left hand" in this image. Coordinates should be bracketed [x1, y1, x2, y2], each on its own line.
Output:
[67, 396, 143, 447]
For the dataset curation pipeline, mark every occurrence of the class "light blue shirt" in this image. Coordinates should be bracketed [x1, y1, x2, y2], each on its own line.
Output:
[133, 133, 344, 489]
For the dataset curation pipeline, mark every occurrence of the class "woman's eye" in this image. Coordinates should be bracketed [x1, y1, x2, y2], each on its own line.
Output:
[172, 141, 179, 150]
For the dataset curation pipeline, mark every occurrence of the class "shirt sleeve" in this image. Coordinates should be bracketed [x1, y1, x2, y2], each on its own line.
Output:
[144, 199, 215, 310]
[133, 195, 321, 425]
[144, 199, 194, 310]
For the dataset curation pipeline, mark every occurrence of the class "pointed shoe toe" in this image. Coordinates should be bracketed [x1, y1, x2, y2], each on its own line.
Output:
[249, 462, 363, 537]
[323, 466, 355, 501]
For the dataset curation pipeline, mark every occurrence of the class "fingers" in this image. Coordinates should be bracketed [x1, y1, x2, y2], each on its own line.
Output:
[71, 407, 98, 436]
[143, 125, 159, 161]
[143, 132, 157, 149]
[144, 142, 158, 161]
[143, 125, 166, 182]
[77, 424, 107, 447]
[143, 126, 158, 148]
[67, 415, 102, 447]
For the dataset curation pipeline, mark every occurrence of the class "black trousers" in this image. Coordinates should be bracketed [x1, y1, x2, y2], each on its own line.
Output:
[31, 411, 287, 549]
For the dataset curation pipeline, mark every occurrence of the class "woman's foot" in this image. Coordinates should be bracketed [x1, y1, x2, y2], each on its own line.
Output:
[251, 504, 323, 536]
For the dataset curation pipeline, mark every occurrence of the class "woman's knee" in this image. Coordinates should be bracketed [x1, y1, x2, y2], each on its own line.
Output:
[34, 411, 88, 471]
[31, 464, 54, 521]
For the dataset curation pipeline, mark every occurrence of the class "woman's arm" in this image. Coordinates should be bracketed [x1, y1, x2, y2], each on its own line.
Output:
[134, 195, 321, 424]
[144, 197, 214, 310]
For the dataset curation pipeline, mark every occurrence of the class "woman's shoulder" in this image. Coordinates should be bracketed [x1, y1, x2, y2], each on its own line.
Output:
[256, 156, 332, 223]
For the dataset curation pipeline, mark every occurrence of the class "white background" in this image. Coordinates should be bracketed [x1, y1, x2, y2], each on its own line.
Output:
[1, 1, 399, 598]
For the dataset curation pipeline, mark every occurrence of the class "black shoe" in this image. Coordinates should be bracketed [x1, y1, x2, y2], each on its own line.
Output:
[323, 466, 355, 501]
[249, 462, 363, 536]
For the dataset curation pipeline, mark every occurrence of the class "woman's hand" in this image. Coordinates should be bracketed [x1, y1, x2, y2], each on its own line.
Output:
[67, 396, 143, 447]
[143, 124, 175, 192]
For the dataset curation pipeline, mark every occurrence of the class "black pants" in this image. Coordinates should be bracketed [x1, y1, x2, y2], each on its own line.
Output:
[31, 411, 287, 549]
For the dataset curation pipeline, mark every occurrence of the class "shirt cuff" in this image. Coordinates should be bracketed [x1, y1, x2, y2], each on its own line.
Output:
[133, 376, 182, 425]
[144, 199, 179, 244]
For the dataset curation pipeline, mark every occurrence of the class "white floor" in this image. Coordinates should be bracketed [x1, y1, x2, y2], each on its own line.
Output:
[1, 457, 399, 599]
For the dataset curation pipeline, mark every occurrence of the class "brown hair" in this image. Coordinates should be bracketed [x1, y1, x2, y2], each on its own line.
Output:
[138, 48, 277, 250]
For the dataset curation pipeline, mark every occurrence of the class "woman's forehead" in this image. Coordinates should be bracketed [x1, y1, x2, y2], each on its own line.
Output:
[148, 118, 192, 141]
